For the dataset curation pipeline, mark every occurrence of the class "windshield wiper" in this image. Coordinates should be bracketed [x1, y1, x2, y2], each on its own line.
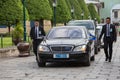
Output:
[70, 37, 82, 39]
[53, 37, 70, 39]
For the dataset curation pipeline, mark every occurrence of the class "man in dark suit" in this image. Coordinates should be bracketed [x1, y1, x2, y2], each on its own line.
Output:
[30, 20, 45, 58]
[99, 17, 117, 62]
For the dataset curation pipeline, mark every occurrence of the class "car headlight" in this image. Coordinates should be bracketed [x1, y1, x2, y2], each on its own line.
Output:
[38, 45, 50, 52]
[74, 45, 86, 52]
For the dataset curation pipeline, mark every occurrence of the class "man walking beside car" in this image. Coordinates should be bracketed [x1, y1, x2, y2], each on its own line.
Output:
[99, 17, 117, 62]
[30, 20, 46, 59]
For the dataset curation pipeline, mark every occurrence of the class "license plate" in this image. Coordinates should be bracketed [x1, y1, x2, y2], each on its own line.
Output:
[53, 54, 69, 58]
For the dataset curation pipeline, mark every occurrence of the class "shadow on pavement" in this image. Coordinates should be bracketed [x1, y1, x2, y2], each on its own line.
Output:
[43, 62, 90, 68]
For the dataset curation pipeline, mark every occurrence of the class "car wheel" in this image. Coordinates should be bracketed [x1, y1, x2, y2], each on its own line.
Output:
[91, 55, 95, 61]
[101, 45, 104, 48]
[84, 55, 90, 66]
[36, 53, 46, 67]
[98, 48, 100, 52]
[95, 47, 98, 54]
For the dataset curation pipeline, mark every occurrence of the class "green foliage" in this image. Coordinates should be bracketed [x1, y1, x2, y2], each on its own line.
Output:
[65, 0, 73, 20]
[69, 0, 82, 20]
[0, 37, 12, 48]
[25, 0, 52, 20]
[56, 0, 71, 23]
[88, 3, 100, 23]
[0, 0, 29, 25]
[48, 0, 71, 23]
[12, 22, 24, 39]
[77, 0, 90, 19]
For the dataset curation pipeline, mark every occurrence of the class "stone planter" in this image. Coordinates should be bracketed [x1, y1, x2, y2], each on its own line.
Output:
[12, 38, 22, 45]
[17, 42, 30, 57]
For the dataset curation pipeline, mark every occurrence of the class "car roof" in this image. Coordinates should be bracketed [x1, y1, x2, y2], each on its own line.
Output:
[68, 20, 95, 23]
[97, 23, 105, 26]
[52, 26, 87, 30]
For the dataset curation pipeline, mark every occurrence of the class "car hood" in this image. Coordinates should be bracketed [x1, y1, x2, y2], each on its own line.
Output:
[89, 30, 95, 35]
[41, 39, 88, 46]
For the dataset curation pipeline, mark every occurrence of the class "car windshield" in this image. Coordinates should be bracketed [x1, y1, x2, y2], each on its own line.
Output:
[67, 21, 94, 30]
[47, 28, 86, 39]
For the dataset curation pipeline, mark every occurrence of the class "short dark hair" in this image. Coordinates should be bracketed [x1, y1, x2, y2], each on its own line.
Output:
[35, 19, 39, 22]
[106, 17, 111, 20]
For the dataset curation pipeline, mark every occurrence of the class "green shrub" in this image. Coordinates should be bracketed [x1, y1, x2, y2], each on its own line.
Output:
[88, 3, 100, 23]
[12, 22, 23, 40]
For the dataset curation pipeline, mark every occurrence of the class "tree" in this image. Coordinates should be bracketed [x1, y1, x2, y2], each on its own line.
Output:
[88, 3, 100, 23]
[0, 0, 29, 34]
[48, 0, 71, 24]
[25, 0, 52, 26]
[65, 0, 73, 20]
[69, 0, 82, 20]
[77, 0, 90, 19]
[56, 0, 71, 23]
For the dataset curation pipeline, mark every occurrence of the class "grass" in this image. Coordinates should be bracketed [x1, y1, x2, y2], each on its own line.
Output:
[0, 36, 31, 48]
[0, 37, 13, 48]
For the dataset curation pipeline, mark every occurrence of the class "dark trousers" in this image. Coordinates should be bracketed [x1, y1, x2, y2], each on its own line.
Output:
[104, 37, 113, 60]
[33, 39, 42, 57]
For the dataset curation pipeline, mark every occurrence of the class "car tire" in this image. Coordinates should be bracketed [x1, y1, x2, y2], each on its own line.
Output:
[84, 60, 90, 66]
[37, 59, 46, 67]
[37, 61, 46, 67]
[95, 47, 98, 54]
[98, 48, 100, 52]
[84, 55, 90, 66]
[36, 53, 46, 67]
[101, 45, 104, 48]
[91, 55, 95, 61]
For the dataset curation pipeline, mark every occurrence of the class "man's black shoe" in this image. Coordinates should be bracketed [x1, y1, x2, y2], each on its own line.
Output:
[108, 59, 111, 62]
[105, 58, 108, 61]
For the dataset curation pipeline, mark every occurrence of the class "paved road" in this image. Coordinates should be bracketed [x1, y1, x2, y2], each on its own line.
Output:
[0, 37, 120, 80]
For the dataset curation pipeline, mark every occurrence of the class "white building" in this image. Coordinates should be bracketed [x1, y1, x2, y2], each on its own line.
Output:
[111, 4, 120, 23]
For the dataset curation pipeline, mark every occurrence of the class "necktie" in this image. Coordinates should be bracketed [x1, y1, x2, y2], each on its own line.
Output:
[107, 24, 110, 36]
[35, 28, 37, 39]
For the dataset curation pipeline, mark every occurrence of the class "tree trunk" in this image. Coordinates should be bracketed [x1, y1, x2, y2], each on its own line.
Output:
[8, 25, 11, 35]
[64, 23, 67, 26]
[51, 20, 53, 27]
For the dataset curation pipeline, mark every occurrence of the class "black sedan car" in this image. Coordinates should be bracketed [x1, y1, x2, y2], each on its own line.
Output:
[67, 20, 98, 54]
[36, 26, 95, 67]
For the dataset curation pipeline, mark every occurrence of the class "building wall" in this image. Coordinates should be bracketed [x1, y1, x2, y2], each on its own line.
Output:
[100, 0, 120, 20]
[111, 10, 120, 23]
[0, 21, 52, 35]
[118, 11, 120, 18]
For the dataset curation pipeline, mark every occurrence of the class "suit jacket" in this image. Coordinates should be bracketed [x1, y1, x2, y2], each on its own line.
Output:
[30, 26, 46, 40]
[99, 24, 117, 42]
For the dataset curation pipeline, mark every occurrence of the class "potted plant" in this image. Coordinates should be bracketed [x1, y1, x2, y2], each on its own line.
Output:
[12, 22, 23, 45]
[17, 42, 30, 57]
[12, 22, 30, 57]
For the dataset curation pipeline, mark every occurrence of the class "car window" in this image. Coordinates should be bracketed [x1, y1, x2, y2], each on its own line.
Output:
[68, 29, 82, 38]
[67, 21, 94, 30]
[47, 28, 86, 39]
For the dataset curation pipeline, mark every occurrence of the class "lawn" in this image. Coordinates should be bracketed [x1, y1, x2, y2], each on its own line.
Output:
[0, 36, 31, 48]
[0, 37, 13, 48]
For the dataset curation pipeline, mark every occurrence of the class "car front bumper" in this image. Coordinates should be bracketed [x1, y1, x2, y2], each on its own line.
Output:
[38, 52, 89, 63]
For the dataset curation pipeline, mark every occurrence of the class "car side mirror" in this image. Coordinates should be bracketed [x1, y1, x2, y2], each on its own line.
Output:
[89, 33, 96, 41]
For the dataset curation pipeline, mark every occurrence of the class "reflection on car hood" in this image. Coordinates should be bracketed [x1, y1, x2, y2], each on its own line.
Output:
[89, 30, 95, 35]
[41, 39, 88, 46]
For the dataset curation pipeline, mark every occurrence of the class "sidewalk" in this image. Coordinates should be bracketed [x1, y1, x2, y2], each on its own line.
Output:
[0, 46, 19, 58]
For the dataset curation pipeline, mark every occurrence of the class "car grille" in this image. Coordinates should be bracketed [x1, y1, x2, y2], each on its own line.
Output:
[50, 46, 73, 52]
